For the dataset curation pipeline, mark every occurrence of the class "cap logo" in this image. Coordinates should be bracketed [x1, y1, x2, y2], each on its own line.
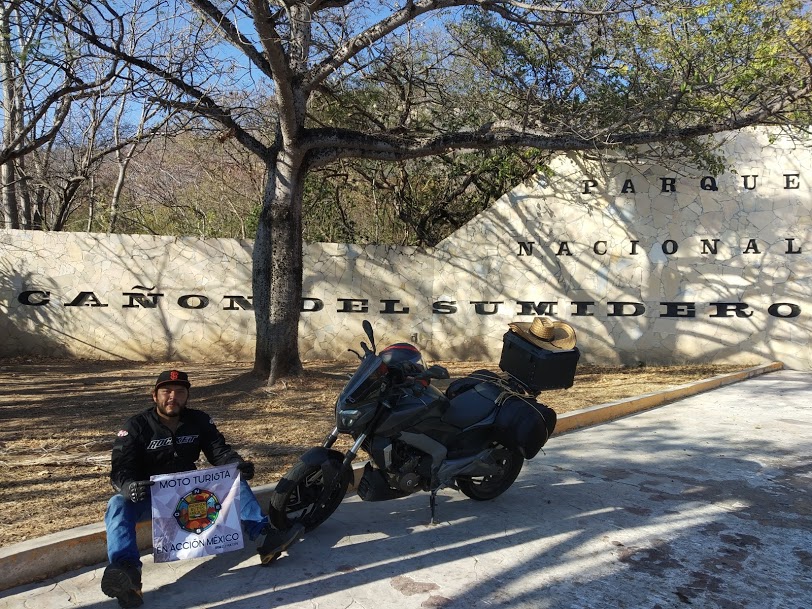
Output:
[156, 369, 189, 389]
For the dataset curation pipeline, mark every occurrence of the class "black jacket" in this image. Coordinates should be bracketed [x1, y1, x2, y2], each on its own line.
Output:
[110, 406, 242, 493]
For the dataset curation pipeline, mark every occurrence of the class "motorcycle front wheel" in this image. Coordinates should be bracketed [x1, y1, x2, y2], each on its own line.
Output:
[456, 446, 524, 501]
[268, 457, 351, 532]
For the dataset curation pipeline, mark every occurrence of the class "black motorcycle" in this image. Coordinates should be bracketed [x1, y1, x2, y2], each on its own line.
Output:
[268, 320, 577, 530]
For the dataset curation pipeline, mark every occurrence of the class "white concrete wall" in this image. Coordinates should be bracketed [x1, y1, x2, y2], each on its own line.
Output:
[0, 233, 437, 362]
[1, 127, 810, 368]
[0, 232, 255, 360]
[429, 127, 812, 369]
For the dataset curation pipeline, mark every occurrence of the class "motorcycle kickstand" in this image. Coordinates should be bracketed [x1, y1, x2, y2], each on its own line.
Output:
[429, 490, 439, 526]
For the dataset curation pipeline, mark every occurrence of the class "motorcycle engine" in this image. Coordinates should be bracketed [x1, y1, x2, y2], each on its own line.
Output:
[397, 472, 421, 493]
[388, 442, 431, 494]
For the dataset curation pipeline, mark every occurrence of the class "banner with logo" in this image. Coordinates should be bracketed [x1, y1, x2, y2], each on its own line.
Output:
[150, 463, 244, 563]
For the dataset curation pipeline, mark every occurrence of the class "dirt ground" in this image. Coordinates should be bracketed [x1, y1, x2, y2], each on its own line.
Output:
[0, 357, 749, 548]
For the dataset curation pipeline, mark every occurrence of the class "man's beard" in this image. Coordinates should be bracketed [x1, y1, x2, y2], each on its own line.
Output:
[158, 400, 186, 417]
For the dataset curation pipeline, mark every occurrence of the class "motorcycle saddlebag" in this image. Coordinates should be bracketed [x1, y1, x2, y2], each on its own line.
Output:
[495, 396, 557, 459]
[499, 331, 580, 393]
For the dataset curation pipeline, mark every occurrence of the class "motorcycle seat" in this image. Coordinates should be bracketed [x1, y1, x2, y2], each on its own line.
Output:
[445, 369, 501, 399]
[442, 382, 502, 428]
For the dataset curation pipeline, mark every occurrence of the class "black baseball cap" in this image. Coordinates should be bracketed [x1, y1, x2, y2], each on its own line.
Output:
[155, 369, 191, 390]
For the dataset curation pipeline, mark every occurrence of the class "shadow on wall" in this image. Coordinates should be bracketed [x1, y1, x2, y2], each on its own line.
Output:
[426, 142, 809, 367]
[1, 232, 256, 362]
[2, 127, 808, 368]
[0, 246, 150, 360]
[0, 257, 73, 358]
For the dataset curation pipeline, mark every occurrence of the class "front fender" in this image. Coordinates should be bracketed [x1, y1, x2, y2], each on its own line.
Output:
[298, 446, 344, 468]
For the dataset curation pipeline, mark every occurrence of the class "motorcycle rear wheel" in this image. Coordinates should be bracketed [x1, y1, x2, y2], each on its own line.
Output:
[456, 447, 524, 501]
[268, 458, 351, 532]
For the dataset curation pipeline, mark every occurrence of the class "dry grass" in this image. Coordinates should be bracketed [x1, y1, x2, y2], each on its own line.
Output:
[0, 357, 749, 547]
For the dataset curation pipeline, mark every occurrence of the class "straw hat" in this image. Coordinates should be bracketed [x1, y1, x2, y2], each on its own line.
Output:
[508, 317, 577, 351]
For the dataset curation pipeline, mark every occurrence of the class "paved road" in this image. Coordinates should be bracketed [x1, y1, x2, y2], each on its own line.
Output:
[2, 370, 810, 609]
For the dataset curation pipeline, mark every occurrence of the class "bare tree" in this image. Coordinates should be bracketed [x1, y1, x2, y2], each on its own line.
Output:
[97, 127, 262, 237]
[0, 1, 125, 228]
[27, 74, 175, 231]
[45, 0, 812, 383]
[107, 75, 167, 233]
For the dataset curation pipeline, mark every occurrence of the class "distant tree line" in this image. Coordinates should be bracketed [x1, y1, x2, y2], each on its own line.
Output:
[23, 131, 545, 247]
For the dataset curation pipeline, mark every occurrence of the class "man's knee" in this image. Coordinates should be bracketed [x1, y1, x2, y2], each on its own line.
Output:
[106, 493, 130, 516]
[105, 494, 148, 526]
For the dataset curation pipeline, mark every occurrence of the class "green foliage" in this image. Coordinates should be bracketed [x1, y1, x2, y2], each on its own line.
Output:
[303, 148, 549, 246]
[449, 0, 811, 165]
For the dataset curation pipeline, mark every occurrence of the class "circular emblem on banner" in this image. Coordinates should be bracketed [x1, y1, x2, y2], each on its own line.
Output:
[173, 488, 222, 534]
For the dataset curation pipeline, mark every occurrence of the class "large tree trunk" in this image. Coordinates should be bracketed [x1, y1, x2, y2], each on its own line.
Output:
[252, 149, 305, 383]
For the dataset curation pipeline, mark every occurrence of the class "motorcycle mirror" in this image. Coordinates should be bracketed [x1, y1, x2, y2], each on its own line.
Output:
[362, 319, 376, 352]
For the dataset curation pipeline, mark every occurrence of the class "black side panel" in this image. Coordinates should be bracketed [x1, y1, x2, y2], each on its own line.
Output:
[374, 389, 450, 437]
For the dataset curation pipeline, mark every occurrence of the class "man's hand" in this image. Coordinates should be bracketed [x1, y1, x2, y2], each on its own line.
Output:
[122, 480, 154, 503]
[236, 461, 255, 480]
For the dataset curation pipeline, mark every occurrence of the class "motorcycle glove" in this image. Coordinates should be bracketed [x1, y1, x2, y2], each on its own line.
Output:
[236, 460, 255, 480]
[122, 480, 154, 503]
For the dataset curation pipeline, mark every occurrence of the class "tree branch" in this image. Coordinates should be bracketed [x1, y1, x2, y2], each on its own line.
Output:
[303, 80, 812, 166]
[45, 1, 272, 159]
[247, 0, 300, 141]
[305, 0, 651, 90]
[188, 0, 275, 78]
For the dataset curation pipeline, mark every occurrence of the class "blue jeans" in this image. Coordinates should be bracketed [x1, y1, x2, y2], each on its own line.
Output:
[104, 480, 269, 567]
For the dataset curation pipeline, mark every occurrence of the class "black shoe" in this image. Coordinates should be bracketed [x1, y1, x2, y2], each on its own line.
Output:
[101, 562, 143, 608]
[257, 522, 305, 566]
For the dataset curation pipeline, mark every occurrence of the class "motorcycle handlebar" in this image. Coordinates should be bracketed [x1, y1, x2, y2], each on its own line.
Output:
[385, 365, 449, 392]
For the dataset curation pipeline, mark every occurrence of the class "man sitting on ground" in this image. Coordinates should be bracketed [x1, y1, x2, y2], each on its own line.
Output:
[101, 369, 304, 608]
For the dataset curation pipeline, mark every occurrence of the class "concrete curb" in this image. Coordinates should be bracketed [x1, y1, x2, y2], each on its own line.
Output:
[553, 361, 783, 435]
[0, 361, 782, 592]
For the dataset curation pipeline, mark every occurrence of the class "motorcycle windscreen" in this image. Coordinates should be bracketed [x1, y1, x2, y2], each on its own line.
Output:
[338, 354, 388, 407]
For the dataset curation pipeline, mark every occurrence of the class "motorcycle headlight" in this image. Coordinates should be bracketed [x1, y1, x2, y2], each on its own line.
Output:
[339, 409, 362, 429]
[335, 401, 376, 432]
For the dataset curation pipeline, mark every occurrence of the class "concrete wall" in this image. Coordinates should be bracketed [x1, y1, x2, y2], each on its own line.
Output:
[1, 127, 810, 368]
[0, 232, 256, 361]
[429, 127, 812, 370]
